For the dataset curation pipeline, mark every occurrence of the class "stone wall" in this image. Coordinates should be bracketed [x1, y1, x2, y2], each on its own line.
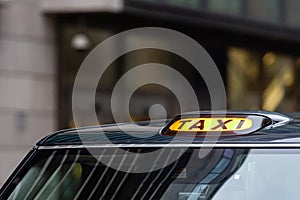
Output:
[0, 0, 57, 185]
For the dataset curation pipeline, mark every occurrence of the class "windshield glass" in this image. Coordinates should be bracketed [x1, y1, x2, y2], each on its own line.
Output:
[4, 148, 300, 200]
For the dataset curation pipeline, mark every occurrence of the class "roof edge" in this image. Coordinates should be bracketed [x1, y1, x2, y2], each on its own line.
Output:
[37, 143, 300, 149]
[40, 0, 124, 14]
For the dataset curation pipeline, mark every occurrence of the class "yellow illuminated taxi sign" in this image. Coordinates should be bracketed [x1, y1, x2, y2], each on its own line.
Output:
[169, 118, 252, 132]
[161, 112, 283, 136]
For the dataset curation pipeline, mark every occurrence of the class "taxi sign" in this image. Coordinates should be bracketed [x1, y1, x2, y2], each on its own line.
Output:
[160, 111, 282, 137]
[169, 118, 252, 132]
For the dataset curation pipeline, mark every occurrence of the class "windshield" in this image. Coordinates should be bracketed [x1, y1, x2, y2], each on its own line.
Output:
[3, 148, 300, 200]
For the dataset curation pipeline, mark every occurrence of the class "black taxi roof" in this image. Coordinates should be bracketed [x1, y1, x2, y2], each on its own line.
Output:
[36, 111, 300, 148]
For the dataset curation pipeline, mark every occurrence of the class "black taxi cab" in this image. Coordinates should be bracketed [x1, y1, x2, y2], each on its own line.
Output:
[1, 110, 300, 200]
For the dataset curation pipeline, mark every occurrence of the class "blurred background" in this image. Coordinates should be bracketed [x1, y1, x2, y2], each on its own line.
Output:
[1, 0, 300, 185]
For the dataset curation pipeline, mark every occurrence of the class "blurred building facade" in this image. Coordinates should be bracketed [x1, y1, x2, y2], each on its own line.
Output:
[1, 0, 300, 184]
[0, 0, 57, 185]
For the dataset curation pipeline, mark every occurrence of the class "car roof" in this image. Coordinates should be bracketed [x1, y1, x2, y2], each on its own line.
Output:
[36, 111, 300, 148]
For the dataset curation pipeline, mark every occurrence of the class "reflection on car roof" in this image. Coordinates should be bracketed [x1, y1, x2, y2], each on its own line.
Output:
[37, 118, 300, 147]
